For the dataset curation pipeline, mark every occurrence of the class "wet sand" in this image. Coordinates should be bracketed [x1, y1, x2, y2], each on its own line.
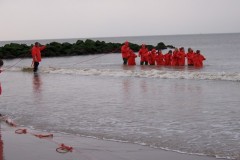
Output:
[0, 123, 226, 160]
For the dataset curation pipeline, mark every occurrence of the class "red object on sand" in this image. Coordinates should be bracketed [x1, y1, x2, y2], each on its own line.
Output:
[15, 129, 27, 134]
[34, 133, 53, 138]
[56, 143, 73, 153]
[5, 118, 17, 127]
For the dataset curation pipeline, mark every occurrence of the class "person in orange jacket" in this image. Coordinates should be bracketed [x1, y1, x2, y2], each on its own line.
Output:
[186, 48, 195, 66]
[148, 48, 157, 65]
[138, 44, 149, 65]
[155, 50, 165, 66]
[0, 59, 3, 95]
[178, 47, 186, 66]
[171, 48, 181, 66]
[127, 49, 137, 65]
[193, 50, 206, 67]
[164, 50, 172, 66]
[31, 42, 46, 72]
[121, 41, 130, 65]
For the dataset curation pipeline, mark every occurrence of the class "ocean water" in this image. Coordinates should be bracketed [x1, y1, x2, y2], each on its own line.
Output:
[1, 33, 240, 159]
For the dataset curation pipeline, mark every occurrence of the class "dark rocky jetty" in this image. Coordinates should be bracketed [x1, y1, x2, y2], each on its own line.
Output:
[0, 39, 175, 59]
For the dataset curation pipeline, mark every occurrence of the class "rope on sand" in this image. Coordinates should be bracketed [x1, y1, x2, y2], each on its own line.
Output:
[56, 143, 73, 153]
[0, 115, 73, 154]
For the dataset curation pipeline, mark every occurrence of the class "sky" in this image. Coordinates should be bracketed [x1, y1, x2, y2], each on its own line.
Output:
[0, 0, 240, 41]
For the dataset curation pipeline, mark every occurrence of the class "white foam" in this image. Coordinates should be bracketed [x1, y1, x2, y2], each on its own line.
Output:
[5, 66, 240, 82]
[42, 67, 240, 82]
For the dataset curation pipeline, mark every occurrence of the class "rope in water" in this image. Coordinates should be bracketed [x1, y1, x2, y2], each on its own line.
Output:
[65, 47, 119, 67]
[2, 52, 30, 71]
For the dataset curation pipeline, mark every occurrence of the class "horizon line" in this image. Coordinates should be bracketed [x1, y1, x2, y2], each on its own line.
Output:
[1, 32, 239, 42]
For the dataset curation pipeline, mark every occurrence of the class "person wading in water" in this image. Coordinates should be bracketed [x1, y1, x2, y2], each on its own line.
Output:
[31, 42, 46, 73]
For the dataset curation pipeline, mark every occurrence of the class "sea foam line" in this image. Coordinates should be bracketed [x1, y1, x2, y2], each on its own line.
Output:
[42, 67, 240, 82]
[6, 66, 240, 82]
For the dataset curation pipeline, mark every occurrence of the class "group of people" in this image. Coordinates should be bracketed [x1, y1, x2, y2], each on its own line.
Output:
[121, 41, 206, 67]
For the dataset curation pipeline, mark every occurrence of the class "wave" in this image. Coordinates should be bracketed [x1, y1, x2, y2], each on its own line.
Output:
[6, 66, 240, 82]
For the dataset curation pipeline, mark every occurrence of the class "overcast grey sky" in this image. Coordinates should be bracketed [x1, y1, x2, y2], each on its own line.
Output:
[1, 0, 240, 41]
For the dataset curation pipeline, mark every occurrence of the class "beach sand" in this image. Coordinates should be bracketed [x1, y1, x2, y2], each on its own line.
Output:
[0, 123, 225, 160]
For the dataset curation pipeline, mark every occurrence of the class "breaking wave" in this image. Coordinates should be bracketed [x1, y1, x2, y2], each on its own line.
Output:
[13, 66, 240, 82]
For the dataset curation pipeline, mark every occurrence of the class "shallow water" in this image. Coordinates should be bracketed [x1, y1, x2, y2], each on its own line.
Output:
[1, 33, 240, 159]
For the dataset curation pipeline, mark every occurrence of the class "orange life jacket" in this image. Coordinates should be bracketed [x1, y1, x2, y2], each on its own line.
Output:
[155, 52, 165, 65]
[31, 46, 46, 62]
[186, 51, 195, 65]
[121, 44, 130, 59]
[178, 51, 186, 66]
[138, 47, 149, 62]
[127, 51, 137, 65]
[148, 50, 156, 65]
[164, 53, 172, 66]
[193, 54, 206, 67]
[171, 51, 181, 66]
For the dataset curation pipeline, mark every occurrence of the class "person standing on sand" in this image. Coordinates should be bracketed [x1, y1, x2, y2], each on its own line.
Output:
[31, 42, 46, 72]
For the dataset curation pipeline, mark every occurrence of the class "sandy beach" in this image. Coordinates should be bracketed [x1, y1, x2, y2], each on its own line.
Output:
[0, 122, 225, 160]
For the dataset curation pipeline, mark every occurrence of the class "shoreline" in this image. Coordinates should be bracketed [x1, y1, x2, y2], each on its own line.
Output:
[0, 122, 227, 160]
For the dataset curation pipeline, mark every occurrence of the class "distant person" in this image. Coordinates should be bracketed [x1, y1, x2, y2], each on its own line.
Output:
[178, 47, 186, 66]
[0, 59, 3, 95]
[193, 50, 206, 67]
[127, 49, 137, 65]
[155, 50, 165, 66]
[121, 41, 130, 65]
[31, 42, 46, 72]
[171, 48, 180, 66]
[148, 48, 157, 65]
[186, 48, 194, 66]
[164, 50, 172, 66]
[138, 44, 149, 65]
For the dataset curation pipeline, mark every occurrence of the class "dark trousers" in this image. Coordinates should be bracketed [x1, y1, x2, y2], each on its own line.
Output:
[123, 58, 128, 65]
[33, 62, 39, 72]
[140, 61, 148, 65]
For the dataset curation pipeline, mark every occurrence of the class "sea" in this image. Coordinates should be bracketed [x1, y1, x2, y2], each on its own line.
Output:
[1, 33, 240, 159]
